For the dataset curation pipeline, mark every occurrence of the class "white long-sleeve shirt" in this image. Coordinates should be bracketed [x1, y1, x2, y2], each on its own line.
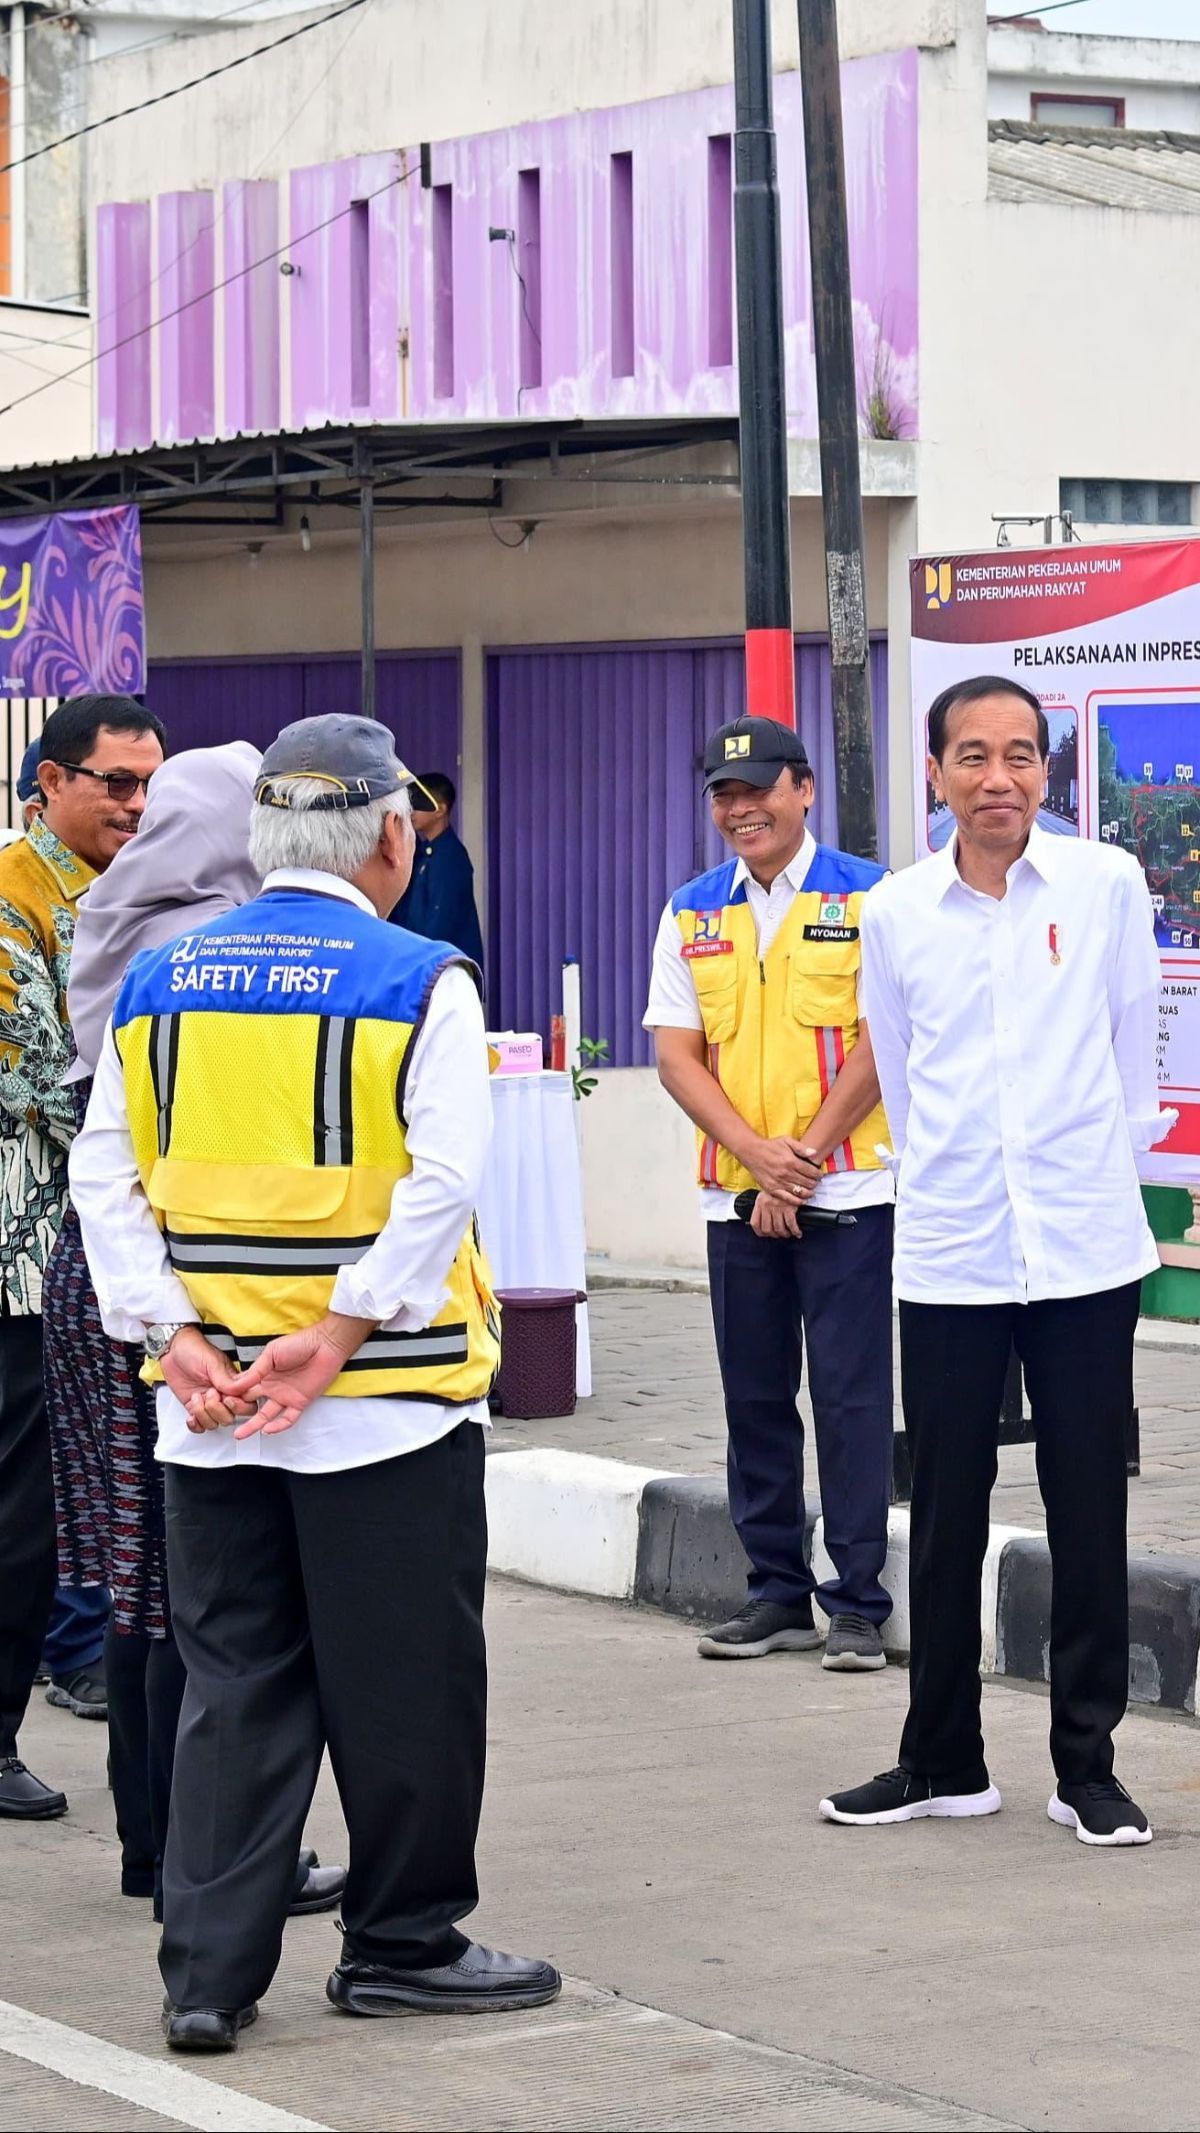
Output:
[68, 870, 492, 1472]
[860, 825, 1172, 1305]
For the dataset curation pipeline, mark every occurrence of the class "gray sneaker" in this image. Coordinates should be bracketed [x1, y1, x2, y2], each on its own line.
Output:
[822, 1614, 886, 1672]
[697, 1598, 822, 1659]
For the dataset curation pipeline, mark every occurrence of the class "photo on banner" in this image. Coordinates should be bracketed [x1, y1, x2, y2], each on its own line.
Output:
[910, 537, 1200, 1186]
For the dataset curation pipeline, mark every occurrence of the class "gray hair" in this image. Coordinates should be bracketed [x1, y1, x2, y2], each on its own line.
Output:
[248, 778, 411, 882]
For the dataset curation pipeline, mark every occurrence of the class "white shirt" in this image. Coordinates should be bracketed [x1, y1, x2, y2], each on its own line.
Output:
[68, 870, 492, 1472]
[860, 825, 1172, 1305]
[643, 830, 893, 1219]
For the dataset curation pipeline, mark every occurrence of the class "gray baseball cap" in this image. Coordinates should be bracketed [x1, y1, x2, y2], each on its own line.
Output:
[255, 714, 429, 812]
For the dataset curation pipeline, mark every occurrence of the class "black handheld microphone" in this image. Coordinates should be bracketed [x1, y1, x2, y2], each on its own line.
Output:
[733, 1190, 857, 1230]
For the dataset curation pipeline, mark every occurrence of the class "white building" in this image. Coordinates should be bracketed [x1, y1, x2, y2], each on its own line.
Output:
[2, 0, 1198, 1265]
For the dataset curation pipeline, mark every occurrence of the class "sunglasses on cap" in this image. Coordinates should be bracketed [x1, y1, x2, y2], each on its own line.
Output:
[51, 761, 155, 804]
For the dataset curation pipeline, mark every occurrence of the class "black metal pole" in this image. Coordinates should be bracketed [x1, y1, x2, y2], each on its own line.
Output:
[798, 0, 877, 856]
[733, 0, 795, 727]
[360, 471, 376, 722]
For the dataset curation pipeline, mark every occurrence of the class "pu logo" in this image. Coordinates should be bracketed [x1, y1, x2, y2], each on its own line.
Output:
[924, 562, 954, 611]
[169, 934, 203, 964]
[724, 733, 751, 760]
[694, 911, 723, 943]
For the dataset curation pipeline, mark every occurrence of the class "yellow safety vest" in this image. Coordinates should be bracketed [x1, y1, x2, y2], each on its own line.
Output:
[111, 888, 500, 1403]
[671, 848, 890, 1192]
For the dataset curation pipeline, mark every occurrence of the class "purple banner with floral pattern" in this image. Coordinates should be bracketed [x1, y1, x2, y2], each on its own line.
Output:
[0, 504, 144, 697]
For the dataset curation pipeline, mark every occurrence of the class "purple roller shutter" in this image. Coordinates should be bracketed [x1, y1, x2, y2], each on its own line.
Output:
[488, 635, 888, 1070]
[488, 646, 702, 1069]
[147, 653, 461, 770]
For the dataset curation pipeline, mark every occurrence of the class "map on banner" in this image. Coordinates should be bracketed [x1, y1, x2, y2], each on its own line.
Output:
[910, 537, 1200, 1185]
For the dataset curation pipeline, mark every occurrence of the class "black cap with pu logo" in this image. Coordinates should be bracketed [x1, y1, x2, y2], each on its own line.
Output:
[702, 715, 811, 796]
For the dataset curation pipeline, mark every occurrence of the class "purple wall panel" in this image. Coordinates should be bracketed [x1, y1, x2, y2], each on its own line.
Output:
[96, 202, 152, 454]
[488, 636, 889, 1068]
[147, 652, 460, 770]
[100, 51, 915, 445]
[156, 192, 216, 444]
[223, 180, 280, 435]
[288, 152, 402, 428]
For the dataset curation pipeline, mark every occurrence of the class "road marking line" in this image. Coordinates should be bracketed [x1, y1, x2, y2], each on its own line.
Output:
[0, 2000, 331, 2133]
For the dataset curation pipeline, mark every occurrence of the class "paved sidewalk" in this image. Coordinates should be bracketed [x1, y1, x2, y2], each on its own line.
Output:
[491, 1289, 1200, 1554]
[4, 1581, 1200, 2132]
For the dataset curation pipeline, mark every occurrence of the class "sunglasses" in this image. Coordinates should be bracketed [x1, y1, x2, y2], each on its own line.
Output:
[54, 761, 155, 804]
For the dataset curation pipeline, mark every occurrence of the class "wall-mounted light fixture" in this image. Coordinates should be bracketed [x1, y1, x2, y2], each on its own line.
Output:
[299, 514, 312, 554]
[246, 541, 263, 568]
[279, 260, 299, 277]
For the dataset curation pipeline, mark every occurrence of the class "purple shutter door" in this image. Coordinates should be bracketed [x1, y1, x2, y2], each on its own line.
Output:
[147, 659, 305, 750]
[487, 646, 701, 1067]
[147, 653, 461, 772]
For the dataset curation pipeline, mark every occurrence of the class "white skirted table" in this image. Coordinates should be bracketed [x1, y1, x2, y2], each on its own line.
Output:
[475, 1071, 592, 1397]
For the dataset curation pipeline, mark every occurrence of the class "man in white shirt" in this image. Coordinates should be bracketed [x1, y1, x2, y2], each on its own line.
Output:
[820, 676, 1169, 1847]
[70, 715, 560, 2052]
[646, 715, 896, 1671]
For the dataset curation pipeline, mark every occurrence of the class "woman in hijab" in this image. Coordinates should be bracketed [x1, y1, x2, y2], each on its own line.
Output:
[45, 743, 343, 1920]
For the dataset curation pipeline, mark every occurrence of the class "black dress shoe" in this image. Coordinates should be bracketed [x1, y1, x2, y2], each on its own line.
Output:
[289, 1850, 346, 1916]
[327, 1939, 562, 2017]
[0, 1757, 68, 1820]
[162, 2002, 258, 2053]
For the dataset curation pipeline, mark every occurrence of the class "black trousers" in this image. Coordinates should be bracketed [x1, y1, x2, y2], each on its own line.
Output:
[706, 1207, 894, 1622]
[898, 1283, 1140, 1789]
[0, 1313, 56, 1759]
[105, 1618, 187, 1903]
[161, 1422, 487, 2013]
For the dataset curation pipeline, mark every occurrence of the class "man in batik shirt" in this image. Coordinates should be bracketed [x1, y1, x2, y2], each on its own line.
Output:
[0, 695, 163, 1820]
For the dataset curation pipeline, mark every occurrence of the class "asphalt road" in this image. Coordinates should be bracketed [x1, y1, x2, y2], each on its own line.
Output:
[2, 1579, 1199, 2132]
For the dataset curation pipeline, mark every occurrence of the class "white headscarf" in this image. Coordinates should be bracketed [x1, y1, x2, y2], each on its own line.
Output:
[67, 741, 263, 1079]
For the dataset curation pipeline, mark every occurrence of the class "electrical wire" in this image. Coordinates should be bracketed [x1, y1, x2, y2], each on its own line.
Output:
[0, 0, 368, 179]
[989, 3, 1106, 22]
[0, 151, 416, 420]
[0, 0, 373, 359]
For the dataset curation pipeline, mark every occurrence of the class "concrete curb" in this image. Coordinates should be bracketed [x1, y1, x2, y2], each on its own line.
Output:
[485, 1449, 1200, 1717]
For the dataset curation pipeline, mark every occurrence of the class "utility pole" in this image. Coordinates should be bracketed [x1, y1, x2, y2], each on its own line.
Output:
[733, 0, 795, 728]
[798, 0, 877, 856]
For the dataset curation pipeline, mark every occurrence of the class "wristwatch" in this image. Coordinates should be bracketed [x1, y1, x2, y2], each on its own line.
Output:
[143, 1322, 189, 1361]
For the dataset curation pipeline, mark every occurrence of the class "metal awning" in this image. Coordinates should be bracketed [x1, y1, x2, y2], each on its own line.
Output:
[0, 415, 741, 524]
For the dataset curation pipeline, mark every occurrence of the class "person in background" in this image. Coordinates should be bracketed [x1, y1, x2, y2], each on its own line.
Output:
[391, 771, 485, 969]
[646, 715, 896, 1673]
[0, 694, 164, 1821]
[71, 714, 558, 2052]
[17, 737, 44, 829]
[820, 676, 1169, 1846]
[47, 741, 345, 1925]
[11, 730, 114, 1723]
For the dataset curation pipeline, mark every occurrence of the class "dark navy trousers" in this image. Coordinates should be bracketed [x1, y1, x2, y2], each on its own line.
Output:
[706, 1205, 894, 1624]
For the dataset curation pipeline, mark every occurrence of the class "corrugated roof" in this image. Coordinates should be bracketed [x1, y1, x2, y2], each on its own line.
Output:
[988, 118, 1200, 213]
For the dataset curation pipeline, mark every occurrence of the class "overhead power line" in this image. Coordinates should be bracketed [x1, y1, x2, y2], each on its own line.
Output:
[0, 0, 369, 179]
[0, 154, 416, 421]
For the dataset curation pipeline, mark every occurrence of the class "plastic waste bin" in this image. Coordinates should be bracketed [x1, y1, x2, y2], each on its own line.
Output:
[492, 1288, 584, 1419]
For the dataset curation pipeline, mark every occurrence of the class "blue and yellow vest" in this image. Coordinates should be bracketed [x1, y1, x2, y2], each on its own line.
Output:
[111, 888, 500, 1403]
[672, 847, 890, 1191]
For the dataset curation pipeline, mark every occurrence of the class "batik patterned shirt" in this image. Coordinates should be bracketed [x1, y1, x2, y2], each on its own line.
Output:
[0, 819, 96, 1314]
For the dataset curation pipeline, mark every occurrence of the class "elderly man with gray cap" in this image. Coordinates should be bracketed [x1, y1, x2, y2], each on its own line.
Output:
[70, 713, 560, 2052]
[646, 715, 896, 1672]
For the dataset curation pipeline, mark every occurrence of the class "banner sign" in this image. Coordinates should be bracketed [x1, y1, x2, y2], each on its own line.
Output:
[0, 504, 145, 697]
[911, 536, 1200, 1185]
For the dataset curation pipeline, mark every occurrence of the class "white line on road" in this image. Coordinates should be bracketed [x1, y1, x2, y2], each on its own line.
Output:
[0, 2000, 331, 2133]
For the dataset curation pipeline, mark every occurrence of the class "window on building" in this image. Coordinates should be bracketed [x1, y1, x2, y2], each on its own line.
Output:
[432, 183, 454, 398]
[517, 168, 542, 391]
[706, 135, 734, 369]
[348, 200, 370, 410]
[1060, 478, 1193, 527]
[1031, 93, 1124, 128]
[610, 151, 635, 378]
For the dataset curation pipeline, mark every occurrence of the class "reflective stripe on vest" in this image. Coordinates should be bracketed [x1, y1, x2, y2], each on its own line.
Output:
[112, 888, 500, 1404]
